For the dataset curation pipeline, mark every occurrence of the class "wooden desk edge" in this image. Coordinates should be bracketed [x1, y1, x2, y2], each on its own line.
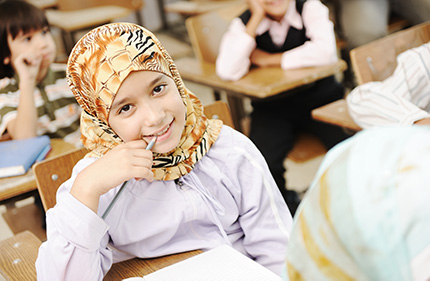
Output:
[175, 57, 347, 99]
[311, 99, 362, 132]
[0, 139, 77, 203]
[105, 249, 203, 280]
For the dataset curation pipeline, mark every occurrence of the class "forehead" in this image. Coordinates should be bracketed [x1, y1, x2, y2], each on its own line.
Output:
[115, 71, 171, 96]
[7, 28, 43, 40]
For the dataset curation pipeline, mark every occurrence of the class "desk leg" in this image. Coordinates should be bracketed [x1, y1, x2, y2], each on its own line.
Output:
[226, 95, 246, 133]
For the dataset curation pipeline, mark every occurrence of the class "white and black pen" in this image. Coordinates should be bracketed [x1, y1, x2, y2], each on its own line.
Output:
[102, 136, 157, 219]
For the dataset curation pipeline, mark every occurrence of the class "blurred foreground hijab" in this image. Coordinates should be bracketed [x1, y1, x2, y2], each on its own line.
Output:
[286, 126, 430, 281]
[67, 22, 222, 180]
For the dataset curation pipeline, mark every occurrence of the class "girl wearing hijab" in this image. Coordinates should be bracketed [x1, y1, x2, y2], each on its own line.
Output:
[285, 126, 430, 280]
[35, 23, 292, 280]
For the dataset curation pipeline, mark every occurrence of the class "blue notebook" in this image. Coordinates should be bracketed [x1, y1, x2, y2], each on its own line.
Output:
[0, 136, 51, 178]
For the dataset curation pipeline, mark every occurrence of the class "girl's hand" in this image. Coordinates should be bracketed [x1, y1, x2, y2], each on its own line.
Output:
[250, 49, 282, 67]
[414, 118, 430, 126]
[70, 140, 155, 213]
[247, 0, 265, 22]
[245, 0, 265, 37]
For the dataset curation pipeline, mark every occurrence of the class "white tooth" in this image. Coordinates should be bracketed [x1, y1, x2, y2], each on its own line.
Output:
[155, 124, 170, 136]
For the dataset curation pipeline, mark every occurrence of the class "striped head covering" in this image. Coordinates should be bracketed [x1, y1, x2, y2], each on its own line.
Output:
[67, 22, 222, 180]
[286, 126, 430, 281]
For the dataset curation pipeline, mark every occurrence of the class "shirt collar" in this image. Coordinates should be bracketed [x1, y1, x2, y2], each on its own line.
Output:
[255, 1, 303, 35]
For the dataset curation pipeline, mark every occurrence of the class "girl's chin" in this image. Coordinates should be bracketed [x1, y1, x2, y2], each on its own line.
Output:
[153, 140, 180, 154]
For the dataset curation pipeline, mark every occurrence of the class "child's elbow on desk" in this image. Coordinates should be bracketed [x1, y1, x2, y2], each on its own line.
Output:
[215, 59, 250, 81]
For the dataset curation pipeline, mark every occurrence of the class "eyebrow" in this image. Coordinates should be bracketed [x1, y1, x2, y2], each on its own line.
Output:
[111, 72, 166, 109]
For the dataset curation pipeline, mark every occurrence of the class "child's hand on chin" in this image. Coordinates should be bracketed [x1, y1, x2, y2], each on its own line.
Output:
[14, 52, 42, 83]
[70, 140, 154, 212]
[89, 140, 155, 194]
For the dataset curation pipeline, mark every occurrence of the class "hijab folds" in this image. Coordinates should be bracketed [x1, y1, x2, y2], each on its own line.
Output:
[67, 22, 222, 181]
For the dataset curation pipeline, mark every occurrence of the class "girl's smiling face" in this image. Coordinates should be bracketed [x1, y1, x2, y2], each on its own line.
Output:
[108, 70, 186, 153]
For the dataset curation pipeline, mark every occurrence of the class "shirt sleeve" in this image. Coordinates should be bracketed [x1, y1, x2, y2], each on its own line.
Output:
[346, 43, 430, 128]
[216, 18, 256, 81]
[281, 0, 338, 70]
[0, 78, 19, 136]
[225, 132, 293, 275]
[35, 159, 113, 281]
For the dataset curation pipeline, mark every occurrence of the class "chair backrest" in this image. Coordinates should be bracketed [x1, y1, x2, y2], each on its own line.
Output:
[350, 21, 430, 84]
[203, 100, 234, 128]
[185, 3, 247, 63]
[33, 147, 88, 211]
[32, 101, 232, 211]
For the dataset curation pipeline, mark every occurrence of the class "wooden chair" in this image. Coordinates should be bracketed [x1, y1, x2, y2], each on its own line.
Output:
[33, 147, 88, 211]
[185, 3, 246, 64]
[203, 100, 234, 128]
[350, 21, 430, 85]
[45, 0, 144, 54]
[0, 230, 41, 281]
[185, 5, 328, 163]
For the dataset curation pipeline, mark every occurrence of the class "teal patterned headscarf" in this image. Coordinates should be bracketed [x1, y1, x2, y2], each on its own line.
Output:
[286, 126, 430, 281]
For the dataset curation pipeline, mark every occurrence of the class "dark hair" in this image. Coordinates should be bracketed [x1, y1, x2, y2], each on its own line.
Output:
[0, 0, 50, 78]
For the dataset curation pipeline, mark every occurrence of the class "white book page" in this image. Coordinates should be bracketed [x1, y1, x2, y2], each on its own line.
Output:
[139, 245, 282, 281]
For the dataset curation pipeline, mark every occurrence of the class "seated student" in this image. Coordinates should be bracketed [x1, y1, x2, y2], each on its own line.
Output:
[35, 23, 293, 280]
[0, 0, 81, 146]
[216, 0, 349, 214]
[347, 42, 430, 128]
[284, 125, 430, 280]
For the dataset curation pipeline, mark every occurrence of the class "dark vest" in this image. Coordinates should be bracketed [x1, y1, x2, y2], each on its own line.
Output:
[239, 0, 309, 54]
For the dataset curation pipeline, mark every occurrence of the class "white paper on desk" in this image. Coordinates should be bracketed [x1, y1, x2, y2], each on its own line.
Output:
[141, 245, 282, 281]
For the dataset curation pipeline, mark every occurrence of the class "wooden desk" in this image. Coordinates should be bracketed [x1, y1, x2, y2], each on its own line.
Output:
[0, 139, 77, 209]
[0, 231, 41, 281]
[0, 230, 201, 281]
[175, 57, 347, 131]
[105, 250, 202, 280]
[311, 99, 361, 132]
[165, 1, 242, 17]
[28, 0, 58, 9]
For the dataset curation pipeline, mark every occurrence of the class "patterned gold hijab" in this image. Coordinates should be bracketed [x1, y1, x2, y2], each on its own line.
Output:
[67, 23, 222, 180]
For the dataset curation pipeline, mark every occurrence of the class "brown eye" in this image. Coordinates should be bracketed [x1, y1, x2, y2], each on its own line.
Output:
[119, 104, 131, 114]
[153, 84, 166, 95]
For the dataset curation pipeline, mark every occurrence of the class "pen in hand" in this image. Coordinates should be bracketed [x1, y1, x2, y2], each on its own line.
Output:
[102, 136, 157, 219]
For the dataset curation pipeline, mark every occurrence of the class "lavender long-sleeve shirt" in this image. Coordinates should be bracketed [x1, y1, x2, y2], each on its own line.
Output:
[36, 125, 292, 280]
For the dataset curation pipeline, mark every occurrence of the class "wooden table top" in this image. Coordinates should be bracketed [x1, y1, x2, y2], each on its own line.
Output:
[175, 57, 347, 99]
[311, 99, 362, 132]
[164, 0, 242, 17]
[0, 139, 77, 203]
[0, 231, 41, 281]
[28, 0, 57, 9]
[105, 250, 202, 280]
[0, 230, 202, 281]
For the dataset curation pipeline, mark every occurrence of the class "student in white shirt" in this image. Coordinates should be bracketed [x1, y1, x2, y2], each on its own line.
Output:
[216, 0, 349, 215]
[347, 42, 430, 128]
[35, 23, 293, 280]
